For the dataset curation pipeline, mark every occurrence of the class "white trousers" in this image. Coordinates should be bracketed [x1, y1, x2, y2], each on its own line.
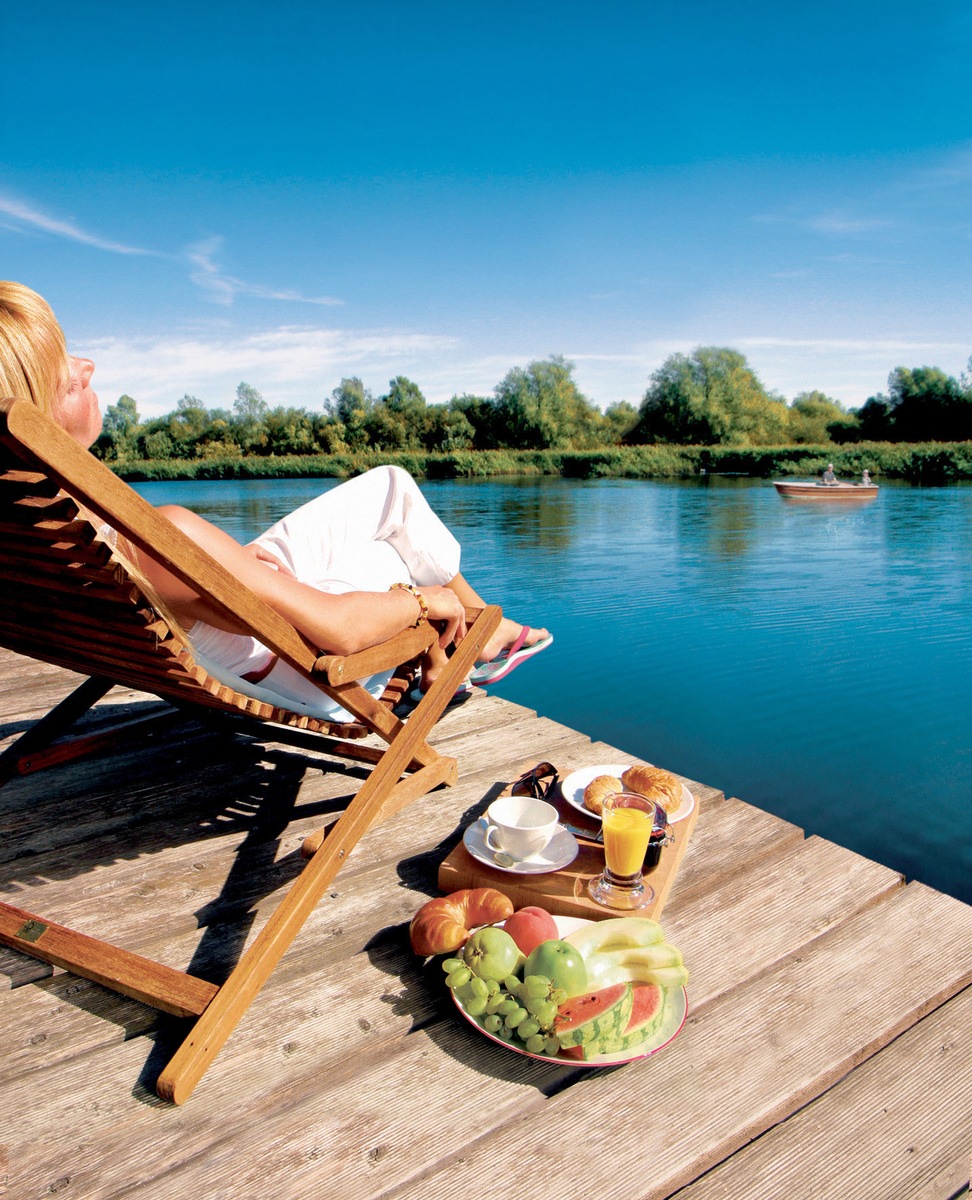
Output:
[187, 466, 462, 721]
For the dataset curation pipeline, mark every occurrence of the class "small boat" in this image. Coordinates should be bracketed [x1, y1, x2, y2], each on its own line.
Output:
[773, 479, 879, 500]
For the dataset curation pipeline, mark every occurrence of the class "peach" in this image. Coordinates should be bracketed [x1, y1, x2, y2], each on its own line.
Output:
[504, 905, 558, 956]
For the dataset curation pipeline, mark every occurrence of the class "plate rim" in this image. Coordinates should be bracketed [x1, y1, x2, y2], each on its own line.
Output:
[559, 763, 695, 823]
[462, 819, 579, 875]
[451, 915, 688, 1067]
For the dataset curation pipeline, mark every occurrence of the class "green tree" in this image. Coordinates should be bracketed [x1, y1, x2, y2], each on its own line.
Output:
[628, 347, 787, 446]
[423, 405, 475, 451]
[94, 394, 140, 461]
[884, 366, 971, 441]
[232, 381, 268, 453]
[854, 394, 888, 440]
[601, 400, 639, 445]
[370, 376, 427, 450]
[492, 356, 601, 449]
[158, 396, 211, 458]
[327, 377, 373, 449]
[786, 391, 847, 444]
[447, 393, 499, 448]
[263, 406, 316, 455]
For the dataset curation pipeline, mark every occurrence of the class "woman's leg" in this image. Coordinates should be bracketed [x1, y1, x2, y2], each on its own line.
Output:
[253, 465, 460, 588]
[253, 465, 548, 686]
[443, 572, 550, 666]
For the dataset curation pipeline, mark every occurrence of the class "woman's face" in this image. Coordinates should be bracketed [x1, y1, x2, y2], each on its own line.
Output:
[56, 355, 102, 447]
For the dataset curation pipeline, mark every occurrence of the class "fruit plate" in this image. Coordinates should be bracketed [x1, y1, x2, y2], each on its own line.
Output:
[451, 916, 688, 1068]
[560, 763, 695, 824]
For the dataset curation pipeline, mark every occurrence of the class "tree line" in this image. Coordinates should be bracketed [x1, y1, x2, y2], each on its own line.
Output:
[93, 348, 972, 465]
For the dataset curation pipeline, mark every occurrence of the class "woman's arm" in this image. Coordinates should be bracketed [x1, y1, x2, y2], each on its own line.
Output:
[131, 505, 466, 654]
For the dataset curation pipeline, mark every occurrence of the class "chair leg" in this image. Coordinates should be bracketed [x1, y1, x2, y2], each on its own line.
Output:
[0, 675, 115, 784]
[155, 604, 502, 1104]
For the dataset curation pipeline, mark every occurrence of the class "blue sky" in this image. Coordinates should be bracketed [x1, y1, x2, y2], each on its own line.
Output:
[3, 1, 970, 418]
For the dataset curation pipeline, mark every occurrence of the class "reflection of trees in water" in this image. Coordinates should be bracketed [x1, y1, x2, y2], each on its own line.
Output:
[672, 479, 759, 563]
[426, 478, 577, 555]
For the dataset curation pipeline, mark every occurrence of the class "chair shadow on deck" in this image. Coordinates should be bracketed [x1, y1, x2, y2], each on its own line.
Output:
[0, 702, 368, 896]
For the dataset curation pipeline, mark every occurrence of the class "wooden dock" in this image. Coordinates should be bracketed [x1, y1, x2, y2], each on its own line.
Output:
[1, 646, 970, 1199]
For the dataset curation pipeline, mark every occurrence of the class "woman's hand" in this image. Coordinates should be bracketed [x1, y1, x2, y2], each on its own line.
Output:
[421, 585, 467, 648]
[245, 543, 297, 578]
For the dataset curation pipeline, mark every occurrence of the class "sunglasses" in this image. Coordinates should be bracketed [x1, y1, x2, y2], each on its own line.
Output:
[511, 761, 559, 801]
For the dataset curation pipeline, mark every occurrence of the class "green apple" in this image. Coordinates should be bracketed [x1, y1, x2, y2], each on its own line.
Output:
[523, 939, 588, 999]
[462, 927, 524, 982]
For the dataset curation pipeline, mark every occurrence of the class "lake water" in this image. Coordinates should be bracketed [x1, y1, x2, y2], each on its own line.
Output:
[134, 474, 972, 906]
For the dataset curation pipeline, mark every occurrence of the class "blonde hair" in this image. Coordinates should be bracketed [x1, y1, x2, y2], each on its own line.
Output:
[0, 281, 69, 416]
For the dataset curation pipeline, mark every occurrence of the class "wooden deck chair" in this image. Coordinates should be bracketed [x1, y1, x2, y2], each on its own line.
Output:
[0, 396, 501, 1103]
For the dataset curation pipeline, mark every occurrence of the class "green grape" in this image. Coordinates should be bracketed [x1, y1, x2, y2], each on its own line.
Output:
[504, 1006, 528, 1030]
[543, 1035, 561, 1055]
[455, 979, 477, 1003]
[524, 1034, 546, 1055]
[465, 995, 488, 1017]
[486, 992, 507, 1015]
[468, 976, 489, 1000]
[502, 975, 522, 995]
[483, 1013, 503, 1034]
[517, 1017, 541, 1040]
[497, 998, 519, 1017]
[442, 958, 464, 975]
[521, 975, 552, 1000]
[550, 987, 567, 1006]
[485, 978, 501, 996]
[534, 1000, 558, 1029]
[524, 997, 547, 1017]
[445, 967, 472, 990]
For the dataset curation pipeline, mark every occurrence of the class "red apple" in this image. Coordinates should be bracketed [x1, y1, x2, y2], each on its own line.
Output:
[503, 906, 558, 956]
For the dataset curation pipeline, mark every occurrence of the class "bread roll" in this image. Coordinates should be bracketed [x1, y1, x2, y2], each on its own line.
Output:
[582, 774, 622, 816]
[621, 764, 682, 813]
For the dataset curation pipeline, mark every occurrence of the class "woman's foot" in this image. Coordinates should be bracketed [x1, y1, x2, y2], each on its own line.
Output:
[479, 619, 550, 665]
[470, 623, 553, 686]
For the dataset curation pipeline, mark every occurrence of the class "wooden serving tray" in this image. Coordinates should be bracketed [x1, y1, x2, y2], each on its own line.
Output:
[438, 774, 699, 921]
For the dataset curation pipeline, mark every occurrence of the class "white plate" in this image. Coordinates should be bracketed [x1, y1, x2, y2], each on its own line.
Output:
[452, 916, 688, 1067]
[560, 763, 695, 824]
[463, 819, 579, 875]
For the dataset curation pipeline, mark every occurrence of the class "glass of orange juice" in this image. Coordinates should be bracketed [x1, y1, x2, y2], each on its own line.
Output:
[588, 792, 660, 909]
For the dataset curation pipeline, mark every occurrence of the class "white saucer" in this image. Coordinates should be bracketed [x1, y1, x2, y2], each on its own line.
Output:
[462, 820, 579, 875]
[560, 763, 696, 824]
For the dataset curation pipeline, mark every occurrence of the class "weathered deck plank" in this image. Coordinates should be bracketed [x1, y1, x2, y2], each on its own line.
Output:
[676, 983, 972, 1200]
[1, 647, 969, 1200]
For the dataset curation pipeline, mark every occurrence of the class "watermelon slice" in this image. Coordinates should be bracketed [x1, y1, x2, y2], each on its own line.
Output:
[553, 983, 632, 1049]
[561, 983, 666, 1061]
[597, 982, 665, 1054]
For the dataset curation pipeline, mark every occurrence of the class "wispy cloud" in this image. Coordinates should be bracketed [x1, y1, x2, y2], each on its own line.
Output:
[187, 237, 343, 308]
[0, 192, 158, 255]
[906, 141, 972, 192]
[754, 208, 893, 236]
[806, 210, 893, 236]
[738, 335, 970, 355]
[85, 323, 459, 412]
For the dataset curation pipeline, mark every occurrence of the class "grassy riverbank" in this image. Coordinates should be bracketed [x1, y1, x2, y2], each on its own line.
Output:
[114, 441, 972, 484]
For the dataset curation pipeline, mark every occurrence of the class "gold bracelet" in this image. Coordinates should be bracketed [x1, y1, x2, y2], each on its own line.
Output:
[390, 582, 429, 627]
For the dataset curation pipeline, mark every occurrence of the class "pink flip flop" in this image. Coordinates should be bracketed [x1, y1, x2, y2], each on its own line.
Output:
[469, 628, 553, 686]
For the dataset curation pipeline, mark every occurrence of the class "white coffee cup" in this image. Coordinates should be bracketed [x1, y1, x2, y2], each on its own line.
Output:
[480, 795, 560, 861]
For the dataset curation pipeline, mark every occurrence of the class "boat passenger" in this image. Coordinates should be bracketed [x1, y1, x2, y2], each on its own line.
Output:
[821, 463, 837, 485]
[0, 281, 552, 721]
[861, 470, 871, 486]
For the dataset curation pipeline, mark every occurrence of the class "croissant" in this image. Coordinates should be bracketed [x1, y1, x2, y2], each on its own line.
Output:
[582, 774, 623, 816]
[621, 764, 682, 813]
[409, 887, 514, 956]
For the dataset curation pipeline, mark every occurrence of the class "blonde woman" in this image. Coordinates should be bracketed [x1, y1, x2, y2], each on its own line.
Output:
[0, 282, 552, 721]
